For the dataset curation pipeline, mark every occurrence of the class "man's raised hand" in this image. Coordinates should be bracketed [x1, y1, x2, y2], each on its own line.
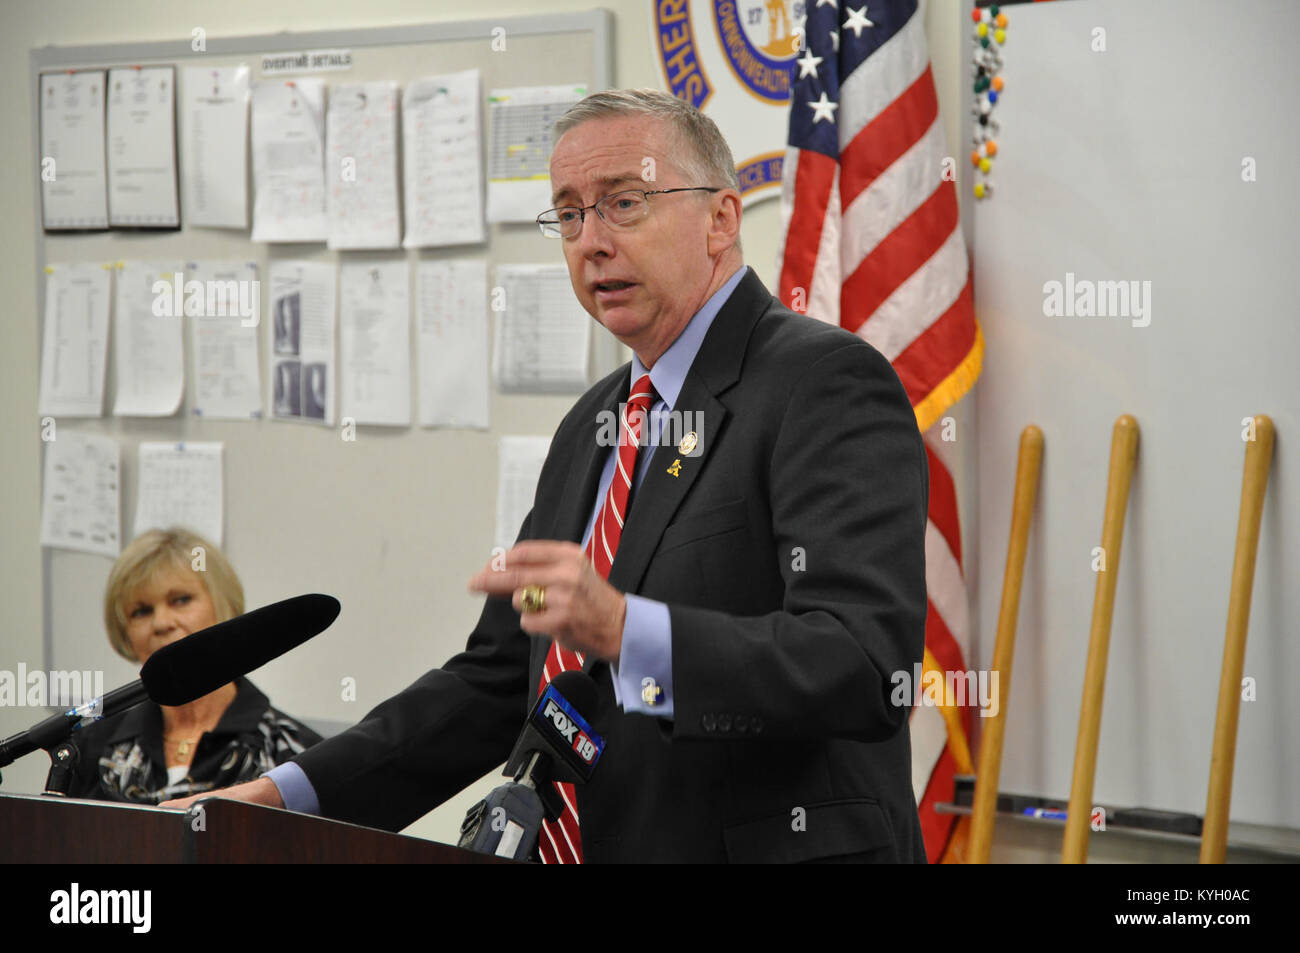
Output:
[468, 540, 626, 663]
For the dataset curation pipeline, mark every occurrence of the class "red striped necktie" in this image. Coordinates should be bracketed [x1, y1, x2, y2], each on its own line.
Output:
[535, 373, 655, 865]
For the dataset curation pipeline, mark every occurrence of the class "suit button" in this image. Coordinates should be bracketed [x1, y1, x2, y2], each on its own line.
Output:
[702, 713, 716, 732]
[717, 714, 732, 732]
[751, 716, 764, 734]
[734, 715, 748, 733]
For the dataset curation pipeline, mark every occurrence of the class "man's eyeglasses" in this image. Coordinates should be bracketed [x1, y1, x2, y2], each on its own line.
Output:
[536, 187, 722, 239]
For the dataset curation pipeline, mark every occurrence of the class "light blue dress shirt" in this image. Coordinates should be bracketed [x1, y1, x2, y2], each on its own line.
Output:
[598, 264, 746, 716]
[266, 265, 747, 815]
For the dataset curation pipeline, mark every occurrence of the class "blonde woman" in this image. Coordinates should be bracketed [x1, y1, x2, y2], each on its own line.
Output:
[67, 528, 322, 803]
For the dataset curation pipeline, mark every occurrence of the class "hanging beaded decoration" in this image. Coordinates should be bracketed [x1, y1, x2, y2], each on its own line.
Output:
[970, 4, 1009, 200]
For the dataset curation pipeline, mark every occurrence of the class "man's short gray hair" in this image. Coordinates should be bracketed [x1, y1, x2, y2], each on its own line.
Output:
[554, 88, 740, 191]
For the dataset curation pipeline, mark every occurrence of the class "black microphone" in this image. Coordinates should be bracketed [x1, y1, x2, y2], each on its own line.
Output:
[0, 593, 340, 768]
[141, 593, 340, 706]
[458, 670, 604, 861]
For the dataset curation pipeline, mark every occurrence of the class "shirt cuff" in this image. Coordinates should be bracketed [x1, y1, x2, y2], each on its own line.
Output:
[264, 761, 320, 816]
[610, 594, 674, 718]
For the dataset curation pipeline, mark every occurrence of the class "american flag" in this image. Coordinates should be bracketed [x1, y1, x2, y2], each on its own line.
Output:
[776, 0, 985, 863]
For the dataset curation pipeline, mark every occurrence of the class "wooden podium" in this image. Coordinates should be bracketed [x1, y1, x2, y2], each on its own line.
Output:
[0, 792, 512, 864]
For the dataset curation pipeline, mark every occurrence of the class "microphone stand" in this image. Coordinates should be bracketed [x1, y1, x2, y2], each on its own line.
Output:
[0, 682, 152, 795]
[43, 740, 80, 796]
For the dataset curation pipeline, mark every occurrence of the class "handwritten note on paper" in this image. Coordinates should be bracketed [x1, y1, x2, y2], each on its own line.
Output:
[39, 70, 109, 230]
[327, 81, 401, 249]
[134, 442, 224, 547]
[38, 264, 112, 418]
[112, 261, 186, 417]
[493, 264, 591, 394]
[251, 78, 328, 243]
[40, 432, 120, 558]
[402, 70, 485, 248]
[416, 258, 489, 429]
[495, 436, 552, 550]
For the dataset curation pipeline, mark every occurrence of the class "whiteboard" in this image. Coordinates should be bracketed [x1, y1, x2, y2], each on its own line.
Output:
[971, 0, 1298, 833]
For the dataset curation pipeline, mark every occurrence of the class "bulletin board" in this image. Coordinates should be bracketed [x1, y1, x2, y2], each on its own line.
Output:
[968, 0, 1297, 837]
[29, 5, 617, 820]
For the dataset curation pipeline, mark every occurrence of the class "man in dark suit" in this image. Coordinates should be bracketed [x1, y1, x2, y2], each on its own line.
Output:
[166, 89, 929, 863]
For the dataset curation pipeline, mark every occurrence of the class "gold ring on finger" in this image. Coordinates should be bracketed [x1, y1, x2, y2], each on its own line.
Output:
[521, 584, 546, 614]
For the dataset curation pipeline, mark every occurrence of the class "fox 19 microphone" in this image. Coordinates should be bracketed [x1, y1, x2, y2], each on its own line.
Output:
[458, 670, 603, 862]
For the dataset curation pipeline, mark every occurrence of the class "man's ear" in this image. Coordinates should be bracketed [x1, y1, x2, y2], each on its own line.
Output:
[706, 189, 743, 256]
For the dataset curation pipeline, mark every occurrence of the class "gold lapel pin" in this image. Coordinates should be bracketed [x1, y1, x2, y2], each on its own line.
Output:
[678, 431, 698, 455]
[666, 458, 682, 477]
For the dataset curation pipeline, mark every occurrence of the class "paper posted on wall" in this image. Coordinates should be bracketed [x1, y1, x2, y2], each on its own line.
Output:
[269, 260, 337, 425]
[486, 85, 586, 223]
[339, 259, 410, 426]
[38, 263, 111, 418]
[39, 70, 109, 230]
[134, 442, 224, 547]
[493, 264, 590, 394]
[188, 261, 262, 419]
[402, 70, 485, 248]
[106, 66, 180, 228]
[181, 66, 250, 229]
[252, 78, 328, 242]
[496, 436, 552, 551]
[416, 258, 489, 429]
[327, 81, 401, 249]
[40, 432, 121, 558]
[112, 261, 186, 417]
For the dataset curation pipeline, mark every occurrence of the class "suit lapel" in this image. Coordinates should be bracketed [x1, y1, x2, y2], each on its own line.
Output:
[548, 375, 626, 545]
[579, 267, 772, 676]
[605, 382, 728, 596]
[581, 384, 726, 681]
